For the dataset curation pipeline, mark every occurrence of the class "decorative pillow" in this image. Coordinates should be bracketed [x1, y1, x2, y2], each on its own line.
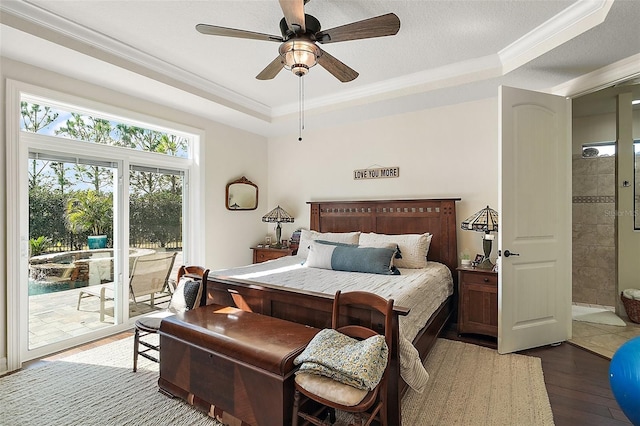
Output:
[294, 328, 389, 391]
[296, 230, 361, 258]
[358, 232, 432, 269]
[314, 239, 358, 248]
[352, 240, 401, 266]
[168, 277, 202, 314]
[305, 241, 399, 275]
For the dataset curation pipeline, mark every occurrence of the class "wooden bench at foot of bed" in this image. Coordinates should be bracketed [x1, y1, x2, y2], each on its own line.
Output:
[158, 304, 320, 426]
[204, 275, 453, 425]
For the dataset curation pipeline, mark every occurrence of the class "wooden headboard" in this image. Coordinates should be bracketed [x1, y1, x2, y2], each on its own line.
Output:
[308, 198, 460, 274]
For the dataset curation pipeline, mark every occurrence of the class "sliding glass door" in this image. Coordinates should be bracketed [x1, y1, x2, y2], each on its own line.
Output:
[7, 85, 199, 365]
[28, 154, 117, 349]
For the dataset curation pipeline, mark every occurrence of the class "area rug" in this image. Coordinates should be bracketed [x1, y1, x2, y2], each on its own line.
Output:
[0, 337, 553, 425]
[572, 305, 626, 327]
[402, 339, 554, 425]
[0, 335, 224, 426]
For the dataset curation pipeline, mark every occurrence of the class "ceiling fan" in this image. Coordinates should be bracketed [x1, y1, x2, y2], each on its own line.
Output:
[196, 0, 401, 82]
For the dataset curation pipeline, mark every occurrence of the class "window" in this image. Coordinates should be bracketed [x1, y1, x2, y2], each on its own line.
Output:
[6, 80, 203, 364]
[20, 98, 189, 158]
[581, 142, 616, 158]
[581, 141, 640, 158]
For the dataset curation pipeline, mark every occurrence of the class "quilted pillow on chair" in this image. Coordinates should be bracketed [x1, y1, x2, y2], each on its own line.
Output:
[167, 278, 202, 314]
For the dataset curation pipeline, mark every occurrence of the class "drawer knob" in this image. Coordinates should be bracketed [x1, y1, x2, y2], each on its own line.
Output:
[484, 278, 489, 282]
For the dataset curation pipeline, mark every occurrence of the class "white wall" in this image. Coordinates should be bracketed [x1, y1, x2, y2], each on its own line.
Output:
[266, 98, 500, 261]
[572, 110, 640, 150]
[0, 56, 268, 370]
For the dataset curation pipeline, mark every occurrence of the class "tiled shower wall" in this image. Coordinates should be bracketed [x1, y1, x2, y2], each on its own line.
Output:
[572, 154, 616, 307]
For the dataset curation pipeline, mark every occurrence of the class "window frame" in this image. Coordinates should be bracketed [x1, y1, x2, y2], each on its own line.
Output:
[5, 79, 205, 368]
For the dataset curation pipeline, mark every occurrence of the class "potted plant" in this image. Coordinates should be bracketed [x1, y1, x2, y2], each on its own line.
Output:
[65, 190, 112, 249]
[460, 249, 472, 266]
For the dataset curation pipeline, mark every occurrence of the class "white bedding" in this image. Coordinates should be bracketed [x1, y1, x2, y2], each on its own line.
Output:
[210, 255, 454, 393]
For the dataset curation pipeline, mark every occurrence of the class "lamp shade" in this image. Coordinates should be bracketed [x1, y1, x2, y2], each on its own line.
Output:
[262, 206, 294, 248]
[460, 205, 498, 233]
[262, 205, 295, 224]
[279, 40, 319, 77]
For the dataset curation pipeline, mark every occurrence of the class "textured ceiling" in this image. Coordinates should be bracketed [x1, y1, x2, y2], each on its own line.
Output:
[1, 0, 639, 136]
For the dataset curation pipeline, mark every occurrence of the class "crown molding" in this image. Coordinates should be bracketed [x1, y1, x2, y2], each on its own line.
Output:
[1, 0, 615, 124]
[550, 53, 640, 98]
[272, 54, 502, 118]
[275, 1, 612, 118]
[1, 0, 273, 120]
[498, 0, 613, 73]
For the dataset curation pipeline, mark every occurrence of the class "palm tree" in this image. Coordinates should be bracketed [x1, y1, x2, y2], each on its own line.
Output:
[65, 190, 112, 237]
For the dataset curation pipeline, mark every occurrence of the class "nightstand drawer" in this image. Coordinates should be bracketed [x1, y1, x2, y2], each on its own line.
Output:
[252, 247, 292, 264]
[462, 271, 498, 286]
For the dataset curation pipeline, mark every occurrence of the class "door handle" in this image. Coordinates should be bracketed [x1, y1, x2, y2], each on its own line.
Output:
[503, 250, 520, 257]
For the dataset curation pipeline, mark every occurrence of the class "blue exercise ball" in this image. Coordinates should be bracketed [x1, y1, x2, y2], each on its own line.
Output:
[610, 336, 640, 426]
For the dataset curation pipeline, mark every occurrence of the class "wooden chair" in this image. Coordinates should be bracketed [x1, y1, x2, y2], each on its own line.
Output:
[77, 251, 177, 322]
[133, 265, 209, 372]
[292, 290, 394, 426]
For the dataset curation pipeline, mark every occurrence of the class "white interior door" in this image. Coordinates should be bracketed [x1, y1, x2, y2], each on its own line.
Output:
[498, 86, 572, 354]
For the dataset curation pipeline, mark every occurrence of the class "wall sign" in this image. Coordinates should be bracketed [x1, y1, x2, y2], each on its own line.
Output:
[353, 166, 400, 180]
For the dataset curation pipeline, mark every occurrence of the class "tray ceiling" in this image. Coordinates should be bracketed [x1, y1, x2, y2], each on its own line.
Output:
[1, 0, 638, 136]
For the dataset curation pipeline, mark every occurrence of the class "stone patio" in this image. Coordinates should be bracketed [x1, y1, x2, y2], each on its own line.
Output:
[28, 255, 181, 349]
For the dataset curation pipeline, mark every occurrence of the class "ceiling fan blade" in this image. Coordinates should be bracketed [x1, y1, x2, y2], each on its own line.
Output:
[256, 56, 285, 80]
[279, 0, 306, 33]
[315, 13, 400, 44]
[196, 24, 283, 42]
[317, 47, 358, 82]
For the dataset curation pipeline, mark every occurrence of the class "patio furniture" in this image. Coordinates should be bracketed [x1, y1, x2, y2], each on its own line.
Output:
[133, 265, 209, 372]
[76, 251, 177, 322]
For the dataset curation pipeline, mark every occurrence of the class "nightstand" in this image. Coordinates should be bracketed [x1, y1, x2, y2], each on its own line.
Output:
[251, 246, 293, 264]
[457, 266, 498, 338]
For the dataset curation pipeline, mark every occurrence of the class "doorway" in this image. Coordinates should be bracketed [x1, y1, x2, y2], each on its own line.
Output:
[569, 80, 640, 358]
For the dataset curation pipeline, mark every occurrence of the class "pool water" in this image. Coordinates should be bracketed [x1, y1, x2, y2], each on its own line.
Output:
[28, 280, 89, 296]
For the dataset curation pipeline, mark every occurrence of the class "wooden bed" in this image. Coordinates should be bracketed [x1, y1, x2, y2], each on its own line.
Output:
[205, 198, 460, 425]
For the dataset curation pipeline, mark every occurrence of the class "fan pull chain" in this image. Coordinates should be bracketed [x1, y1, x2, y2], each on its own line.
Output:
[298, 75, 304, 141]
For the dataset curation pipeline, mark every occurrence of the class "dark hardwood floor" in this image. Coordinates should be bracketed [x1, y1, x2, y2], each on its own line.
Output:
[443, 322, 632, 425]
[14, 324, 633, 425]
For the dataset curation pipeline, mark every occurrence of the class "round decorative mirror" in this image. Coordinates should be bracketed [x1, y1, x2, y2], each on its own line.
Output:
[226, 176, 258, 210]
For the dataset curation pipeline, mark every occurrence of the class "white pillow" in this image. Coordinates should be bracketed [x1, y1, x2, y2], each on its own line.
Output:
[296, 230, 361, 258]
[359, 232, 432, 269]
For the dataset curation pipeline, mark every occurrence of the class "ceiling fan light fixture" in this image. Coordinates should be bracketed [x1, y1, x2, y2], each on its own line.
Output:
[279, 39, 319, 77]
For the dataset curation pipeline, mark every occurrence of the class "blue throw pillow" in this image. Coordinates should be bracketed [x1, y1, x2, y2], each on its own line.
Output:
[306, 241, 400, 275]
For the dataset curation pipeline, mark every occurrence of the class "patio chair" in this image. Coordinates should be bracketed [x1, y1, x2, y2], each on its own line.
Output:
[133, 265, 209, 371]
[76, 251, 177, 322]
